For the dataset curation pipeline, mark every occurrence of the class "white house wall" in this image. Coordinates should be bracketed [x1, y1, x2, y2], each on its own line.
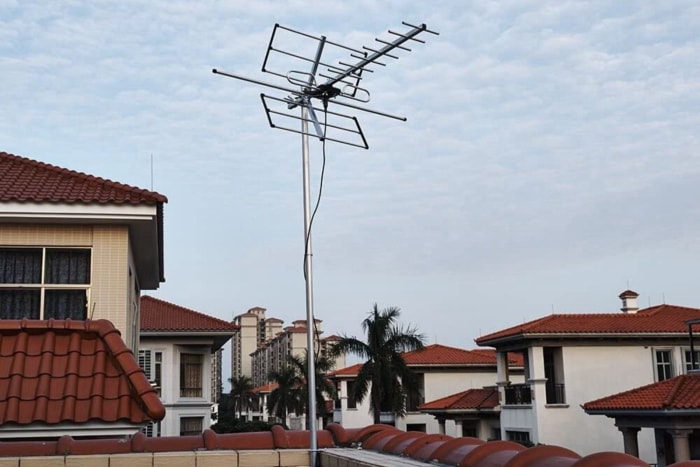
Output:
[502, 344, 657, 462]
[140, 339, 213, 437]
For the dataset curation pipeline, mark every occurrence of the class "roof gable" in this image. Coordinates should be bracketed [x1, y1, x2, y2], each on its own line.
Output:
[0, 319, 164, 428]
[403, 344, 507, 366]
[140, 296, 238, 333]
[476, 304, 700, 345]
[0, 152, 167, 205]
[583, 373, 700, 411]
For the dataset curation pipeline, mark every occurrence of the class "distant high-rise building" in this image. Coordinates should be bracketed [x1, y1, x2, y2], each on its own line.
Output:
[211, 348, 223, 403]
[230, 307, 283, 380]
[231, 308, 346, 388]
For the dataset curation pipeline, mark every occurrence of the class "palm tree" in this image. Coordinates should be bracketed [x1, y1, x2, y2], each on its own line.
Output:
[331, 304, 425, 424]
[288, 350, 337, 428]
[229, 375, 254, 419]
[267, 365, 303, 422]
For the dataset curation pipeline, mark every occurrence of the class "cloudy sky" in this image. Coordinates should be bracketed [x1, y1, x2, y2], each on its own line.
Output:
[2, 1, 699, 377]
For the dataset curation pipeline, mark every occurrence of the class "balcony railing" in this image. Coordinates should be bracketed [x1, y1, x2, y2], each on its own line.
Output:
[546, 382, 566, 404]
[504, 383, 532, 405]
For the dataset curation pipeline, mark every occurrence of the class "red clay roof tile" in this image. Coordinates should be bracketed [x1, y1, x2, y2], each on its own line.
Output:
[418, 388, 499, 411]
[583, 373, 700, 411]
[140, 296, 238, 332]
[403, 344, 519, 366]
[0, 151, 167, 204]
[0, 319, 164, 426]
[476, 304, 700, 345]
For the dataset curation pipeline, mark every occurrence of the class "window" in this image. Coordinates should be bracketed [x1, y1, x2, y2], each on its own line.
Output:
[655, 350, 674, 381]
[406, 373, 425, 412]
[684, 349, 700, 373]
[406, 423, 426, 433]
[179, 417, 203, 436]
[346, 380, 357, 409]
[462, 423, 478, 438]
[543, 347, 566, 404]
[180, 353, 203, 397]
[506, 430, 531, 445]
[0, 248, 90, 320]
[138, 350, 162, 396]
[141, 421, 161, 437]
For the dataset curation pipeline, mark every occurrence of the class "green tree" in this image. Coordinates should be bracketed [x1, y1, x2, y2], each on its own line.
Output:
[289, 350, 337, 429]
[229, 375, 254, 419]
[267, 365, 303, 422]
[331, 304, 425, 424]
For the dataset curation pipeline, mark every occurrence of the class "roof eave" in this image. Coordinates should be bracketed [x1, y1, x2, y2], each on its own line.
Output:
[477, 332, 690, 347]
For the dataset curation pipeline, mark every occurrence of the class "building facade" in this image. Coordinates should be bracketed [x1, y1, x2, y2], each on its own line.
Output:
[139, 296, 238, 436]
[475, 291, 700, 463]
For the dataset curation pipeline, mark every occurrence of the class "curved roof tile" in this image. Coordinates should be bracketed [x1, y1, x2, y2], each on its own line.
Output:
[0, 151, 167, 205]
[0, 319, 164, 426]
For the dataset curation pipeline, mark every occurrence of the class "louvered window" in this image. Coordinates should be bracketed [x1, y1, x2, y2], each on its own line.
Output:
[138, 349, 162, 396]
[0, 248, 90, 320]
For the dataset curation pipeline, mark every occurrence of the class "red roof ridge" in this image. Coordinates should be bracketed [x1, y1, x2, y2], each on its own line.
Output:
[0, 151, 167, 204]
[662, 374, 686, 408]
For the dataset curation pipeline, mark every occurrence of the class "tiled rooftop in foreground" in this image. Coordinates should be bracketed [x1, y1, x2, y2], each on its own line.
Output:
[0, 423, 697, 466]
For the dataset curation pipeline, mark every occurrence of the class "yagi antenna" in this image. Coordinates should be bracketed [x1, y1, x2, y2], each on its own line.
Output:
[213, 21, 438, 148]
[212, 21, 437, 467]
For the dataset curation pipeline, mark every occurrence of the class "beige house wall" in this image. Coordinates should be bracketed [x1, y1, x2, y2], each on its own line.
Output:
[0, 224, 138, 348]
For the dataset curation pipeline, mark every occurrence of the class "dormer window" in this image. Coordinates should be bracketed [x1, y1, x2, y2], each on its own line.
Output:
[0, 247, 91, 320]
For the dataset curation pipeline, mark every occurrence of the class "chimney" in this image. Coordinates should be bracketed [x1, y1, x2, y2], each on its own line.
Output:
[619, 290, 639, 314]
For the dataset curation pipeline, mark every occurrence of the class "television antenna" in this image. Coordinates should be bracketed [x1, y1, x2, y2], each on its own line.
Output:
[213, 21, 437, 466]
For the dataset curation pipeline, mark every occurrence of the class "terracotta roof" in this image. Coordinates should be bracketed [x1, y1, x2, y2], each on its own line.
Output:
[0, 319, 164, 426]
[0, 423, 660, 465]
[403, 344, 505, 366]
[0, 151, 167, 204]
[476, 304, 700, 345]
[252, 382, 278, 394]
[140, 296, 238, 332]
[327, 363, 363, 377]
[583, 373, 700, 412]
[418, 388, 499, 411]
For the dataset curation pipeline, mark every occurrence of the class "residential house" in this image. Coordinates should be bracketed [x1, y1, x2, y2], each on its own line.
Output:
[584, 372, 700, 466]
[0, 151, 167, 350]
[139, 295, 238, 436]
[0, 151, 167, 438]
[474, 290, 700, 463]
[329, 344, 524, 437]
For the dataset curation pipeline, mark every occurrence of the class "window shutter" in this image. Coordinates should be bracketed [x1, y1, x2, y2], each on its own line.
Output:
[139, 350, 153, 380]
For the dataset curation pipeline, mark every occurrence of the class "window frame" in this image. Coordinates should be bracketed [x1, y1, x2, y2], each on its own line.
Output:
[682, 348, 700, 374]
[654, 348, 674, 381]
[0, 247, 92, 320]
[179, 416, 204, 436]
[179, 351, 205, 399]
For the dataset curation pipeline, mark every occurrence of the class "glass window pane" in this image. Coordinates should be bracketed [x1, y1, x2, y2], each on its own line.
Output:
[180, 353, 203, 397]
[44, 289, 87, 320]
[0, 249, 42, 284]
[0, 289, 40, 319]
[45, 249, 91, 284]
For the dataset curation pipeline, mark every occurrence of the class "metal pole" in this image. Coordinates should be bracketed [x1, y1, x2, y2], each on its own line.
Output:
[301, 98, 318, 467]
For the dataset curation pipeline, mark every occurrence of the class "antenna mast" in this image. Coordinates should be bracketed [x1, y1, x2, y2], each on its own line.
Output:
[213, 21, 438, 466]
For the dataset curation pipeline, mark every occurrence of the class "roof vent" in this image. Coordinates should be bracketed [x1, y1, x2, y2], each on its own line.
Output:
[619, 290, 639, 314]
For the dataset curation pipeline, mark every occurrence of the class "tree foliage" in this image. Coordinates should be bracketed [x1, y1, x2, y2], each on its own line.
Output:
[331, 304, 425, 424]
